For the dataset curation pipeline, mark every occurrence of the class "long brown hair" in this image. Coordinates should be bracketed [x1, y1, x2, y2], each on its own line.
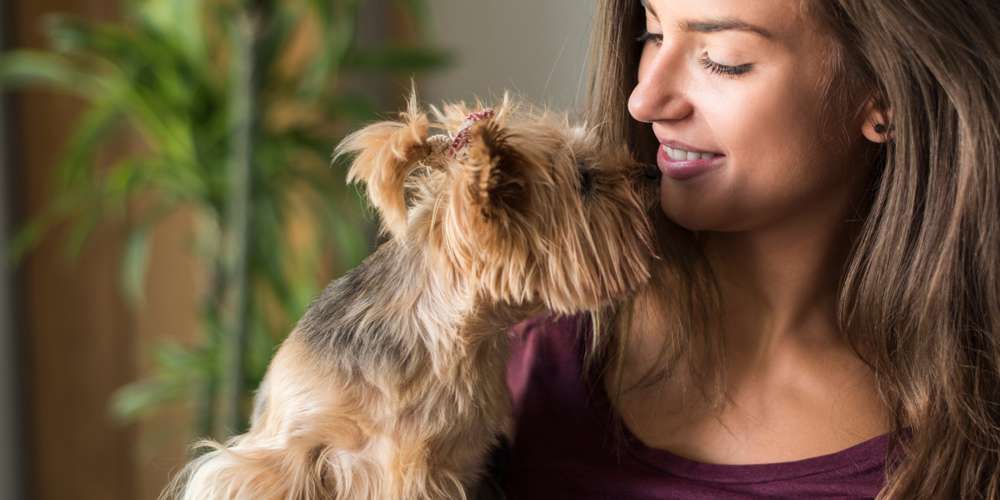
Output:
[584, 1, 1000, 498]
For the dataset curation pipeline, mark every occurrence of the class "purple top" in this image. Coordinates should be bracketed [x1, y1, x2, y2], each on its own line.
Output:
[502, 313, 903, 499]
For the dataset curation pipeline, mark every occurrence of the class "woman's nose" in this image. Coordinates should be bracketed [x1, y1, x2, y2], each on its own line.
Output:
[627, 45, 694, 124]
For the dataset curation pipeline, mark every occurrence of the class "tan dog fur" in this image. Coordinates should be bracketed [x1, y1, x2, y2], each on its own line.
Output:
[162, 90, 660, 499]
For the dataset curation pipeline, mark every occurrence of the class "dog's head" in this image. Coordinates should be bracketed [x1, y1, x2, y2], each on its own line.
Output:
[335, 91, 660, 313]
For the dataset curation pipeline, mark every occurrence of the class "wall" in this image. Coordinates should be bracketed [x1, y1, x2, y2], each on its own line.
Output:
[10, 1, 139, 498]
[1, 1, 27, 497]
[421, 0, 597, 113]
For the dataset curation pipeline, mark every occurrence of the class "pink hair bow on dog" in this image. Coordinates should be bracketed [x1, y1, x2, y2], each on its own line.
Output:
[448, 109, 496, 157]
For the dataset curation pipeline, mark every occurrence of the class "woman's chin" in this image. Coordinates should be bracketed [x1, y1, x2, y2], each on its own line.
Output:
[661, 200, 721, 232]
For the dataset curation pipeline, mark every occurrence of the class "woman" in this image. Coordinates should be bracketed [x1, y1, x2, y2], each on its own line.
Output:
[495, 0, 1000, 498]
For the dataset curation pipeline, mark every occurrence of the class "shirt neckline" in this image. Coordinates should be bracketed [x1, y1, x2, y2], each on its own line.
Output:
[575, 314, 896, 484]
[619, 422, 891, 484]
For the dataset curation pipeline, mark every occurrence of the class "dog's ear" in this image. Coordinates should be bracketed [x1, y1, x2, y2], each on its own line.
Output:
[334, 93, 431, 240]
[450, 109, 538, 223]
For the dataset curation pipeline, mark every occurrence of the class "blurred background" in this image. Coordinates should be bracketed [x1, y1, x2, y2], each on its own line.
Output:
[0, 0, 595, 498]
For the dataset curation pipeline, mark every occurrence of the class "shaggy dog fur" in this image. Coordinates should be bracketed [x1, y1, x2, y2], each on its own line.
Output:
[162, 90, 661, 499]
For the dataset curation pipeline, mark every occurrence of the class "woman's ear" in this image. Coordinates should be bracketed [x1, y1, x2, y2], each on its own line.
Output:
[861, 96, 894, 143]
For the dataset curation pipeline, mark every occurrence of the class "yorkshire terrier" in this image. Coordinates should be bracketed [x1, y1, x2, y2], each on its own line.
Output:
[163, 90, 661, 499]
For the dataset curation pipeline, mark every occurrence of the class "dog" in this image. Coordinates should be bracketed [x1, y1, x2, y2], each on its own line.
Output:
[162, 90, 661, 499]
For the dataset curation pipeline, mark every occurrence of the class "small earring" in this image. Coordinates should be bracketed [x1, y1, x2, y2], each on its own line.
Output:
[874, 123, 888, 134]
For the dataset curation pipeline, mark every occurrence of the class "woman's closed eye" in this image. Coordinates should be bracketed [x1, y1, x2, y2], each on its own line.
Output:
[635, 31, 755, 79]
[697, 52, 753, 78]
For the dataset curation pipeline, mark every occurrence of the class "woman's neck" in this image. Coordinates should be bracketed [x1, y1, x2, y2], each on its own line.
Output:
[697, 209, 863, 368]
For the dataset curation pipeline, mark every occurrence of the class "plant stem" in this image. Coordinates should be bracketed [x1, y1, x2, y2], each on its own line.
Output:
[195, 354, 217, 440]
[197, 250, 227, 439]
[222, 6, 261, 436]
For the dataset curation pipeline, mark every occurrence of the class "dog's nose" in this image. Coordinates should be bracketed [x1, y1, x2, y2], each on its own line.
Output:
[643, 164, 661, 181]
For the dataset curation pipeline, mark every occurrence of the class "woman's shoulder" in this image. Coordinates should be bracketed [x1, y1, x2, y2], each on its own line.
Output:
[508, 312, 590, 376]
[509, 312, 589, 347]
[506, 312, 594, 421]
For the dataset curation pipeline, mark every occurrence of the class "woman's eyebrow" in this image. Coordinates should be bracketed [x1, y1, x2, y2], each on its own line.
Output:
[682, 18, 775, 40]
[638, 0, 776, 40]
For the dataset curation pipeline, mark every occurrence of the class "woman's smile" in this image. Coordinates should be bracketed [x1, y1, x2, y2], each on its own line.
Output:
[657, 144, 726, 180]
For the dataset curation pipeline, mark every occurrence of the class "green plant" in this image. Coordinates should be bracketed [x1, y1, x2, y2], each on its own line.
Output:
[0, 0, 449, 438]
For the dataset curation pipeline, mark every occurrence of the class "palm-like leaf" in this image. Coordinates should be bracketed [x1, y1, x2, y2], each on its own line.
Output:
[1, 0, 447, 441]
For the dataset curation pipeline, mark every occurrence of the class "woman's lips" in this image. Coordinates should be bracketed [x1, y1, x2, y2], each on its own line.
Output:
[657, 144, 726, 181]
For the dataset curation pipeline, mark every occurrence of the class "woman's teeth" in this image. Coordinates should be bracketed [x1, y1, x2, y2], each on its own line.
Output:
[664, 145, 720, 161]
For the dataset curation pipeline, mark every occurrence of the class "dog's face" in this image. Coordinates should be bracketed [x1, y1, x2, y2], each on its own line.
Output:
[338, 95, 660, 313]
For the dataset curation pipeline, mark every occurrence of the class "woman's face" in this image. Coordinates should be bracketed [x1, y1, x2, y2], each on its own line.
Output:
[629, 0, 870, 232]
